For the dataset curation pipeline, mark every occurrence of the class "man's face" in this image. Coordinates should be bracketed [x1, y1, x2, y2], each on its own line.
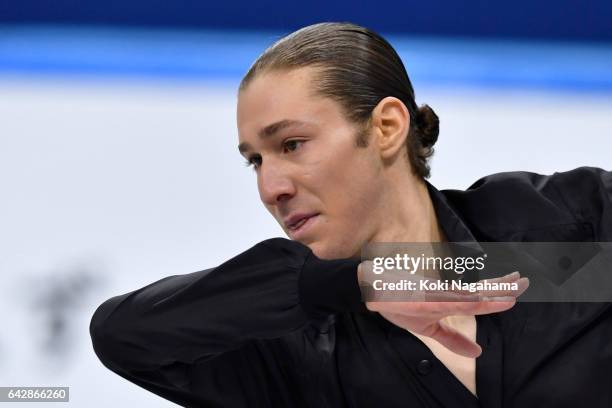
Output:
[237, 67, 386, 259]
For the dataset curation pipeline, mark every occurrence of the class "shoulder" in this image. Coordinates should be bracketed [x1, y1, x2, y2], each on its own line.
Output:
[547, 166, 612, 215]
[441, 166, 611, 241]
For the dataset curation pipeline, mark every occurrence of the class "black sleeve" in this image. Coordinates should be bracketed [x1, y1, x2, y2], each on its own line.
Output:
[89, 237, 365, 407]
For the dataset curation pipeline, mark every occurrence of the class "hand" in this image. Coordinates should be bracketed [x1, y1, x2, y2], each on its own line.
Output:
[358, 267, 529, 358]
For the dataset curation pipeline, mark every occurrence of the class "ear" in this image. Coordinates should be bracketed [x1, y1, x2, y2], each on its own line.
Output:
[370, 96, 410, 161]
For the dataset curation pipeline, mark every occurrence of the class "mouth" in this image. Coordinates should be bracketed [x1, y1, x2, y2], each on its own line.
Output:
[285, 213, 320, 239]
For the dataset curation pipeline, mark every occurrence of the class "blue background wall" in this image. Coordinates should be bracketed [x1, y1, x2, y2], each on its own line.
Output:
[2, 0, 612, 42]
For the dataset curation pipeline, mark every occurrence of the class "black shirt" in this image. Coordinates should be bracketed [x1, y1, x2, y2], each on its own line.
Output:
[90, 166, 612, 408]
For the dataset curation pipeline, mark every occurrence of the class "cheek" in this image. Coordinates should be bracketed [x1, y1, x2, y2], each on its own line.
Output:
[324, 152, 381, 211]
[315, 147, 382, 234]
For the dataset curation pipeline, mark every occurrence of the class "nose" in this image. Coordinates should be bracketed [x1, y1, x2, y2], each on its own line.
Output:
[257, 159, 296, 206]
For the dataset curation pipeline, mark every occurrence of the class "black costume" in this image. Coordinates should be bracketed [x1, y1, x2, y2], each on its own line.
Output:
[90, 166, 612, 407]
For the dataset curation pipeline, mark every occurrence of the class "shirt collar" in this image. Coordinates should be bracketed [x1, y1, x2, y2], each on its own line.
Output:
[424, 180, 478, 243]
[424, 180, 487, 283]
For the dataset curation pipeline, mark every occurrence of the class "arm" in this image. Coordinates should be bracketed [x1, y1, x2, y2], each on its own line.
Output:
[89, 238, 363, 407]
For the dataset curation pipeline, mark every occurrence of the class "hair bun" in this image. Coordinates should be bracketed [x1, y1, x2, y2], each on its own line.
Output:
[415, 104, 439, 148]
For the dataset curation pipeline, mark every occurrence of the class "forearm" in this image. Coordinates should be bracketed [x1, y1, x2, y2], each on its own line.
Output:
[89, 238, 363, 373]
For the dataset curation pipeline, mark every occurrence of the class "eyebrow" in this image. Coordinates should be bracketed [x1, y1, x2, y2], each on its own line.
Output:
[238, 119, 307, 154]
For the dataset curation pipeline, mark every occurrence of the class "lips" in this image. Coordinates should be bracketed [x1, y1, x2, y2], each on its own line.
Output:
[285, 213, 319, 230]
[289, 217, 309, 230]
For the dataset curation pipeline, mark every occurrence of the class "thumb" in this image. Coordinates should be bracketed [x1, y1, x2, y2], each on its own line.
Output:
[425, 320, 482, 358]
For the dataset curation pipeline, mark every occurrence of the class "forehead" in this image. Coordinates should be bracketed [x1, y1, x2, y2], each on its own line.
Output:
[237, 67, 343, 141]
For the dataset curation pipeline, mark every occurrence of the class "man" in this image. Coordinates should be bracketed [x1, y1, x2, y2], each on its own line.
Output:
[90, 22, 612, 407]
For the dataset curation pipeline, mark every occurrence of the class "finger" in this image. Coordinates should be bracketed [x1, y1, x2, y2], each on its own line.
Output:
[418, 276, 529, 302]
[381, 312, 482, 357]
[366, 300, 456, 315]
[479, 277, 530, 298]
[452, 298, 517, 315]
[386, 299, 516, 319]
[443, 275, 529, 300]
[484, 271, 521, 283]
[423, 320, 482, 358]
[433, 271, 521, 297]
[423, 290, 481, 302]
[366, 297, 517, 317]
[466, 277, 529, 300]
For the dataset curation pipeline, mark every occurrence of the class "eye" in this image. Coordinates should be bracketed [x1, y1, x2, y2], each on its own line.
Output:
[244, 154, 262, 170]
[283, 139, 304, 153]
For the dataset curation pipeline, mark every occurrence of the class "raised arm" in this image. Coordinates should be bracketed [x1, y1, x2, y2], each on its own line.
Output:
[89, 237, 363, 406]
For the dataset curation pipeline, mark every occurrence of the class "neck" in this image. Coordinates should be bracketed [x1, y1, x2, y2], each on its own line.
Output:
[370, 176, 446, 244]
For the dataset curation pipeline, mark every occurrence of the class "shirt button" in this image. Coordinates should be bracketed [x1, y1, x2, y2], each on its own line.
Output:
[417, 359, 433, 375]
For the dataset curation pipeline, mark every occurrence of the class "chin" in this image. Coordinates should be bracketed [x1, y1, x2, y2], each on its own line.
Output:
[308, 239, 356, 260]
